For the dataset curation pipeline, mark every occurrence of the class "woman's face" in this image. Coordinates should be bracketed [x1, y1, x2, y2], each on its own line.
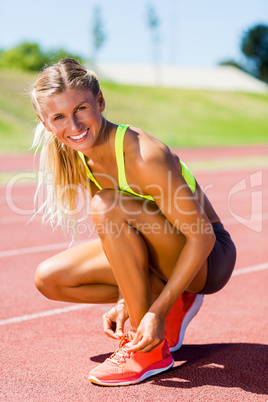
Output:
[38, 88, 105, 152]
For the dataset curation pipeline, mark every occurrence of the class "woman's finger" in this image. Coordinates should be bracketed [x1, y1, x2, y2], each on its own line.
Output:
[115, 323, 124, 337]
[126, 334, 155, 352]
[127, 339, 152, 353]
[115, 312, 127, 337]
[102, 314, 120, 340]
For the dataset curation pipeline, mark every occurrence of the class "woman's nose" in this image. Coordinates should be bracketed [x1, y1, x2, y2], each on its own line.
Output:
[69, 115, 82, 132]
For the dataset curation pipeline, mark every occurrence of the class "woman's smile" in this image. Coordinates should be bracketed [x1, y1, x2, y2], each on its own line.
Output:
[68, 128, 89, 142]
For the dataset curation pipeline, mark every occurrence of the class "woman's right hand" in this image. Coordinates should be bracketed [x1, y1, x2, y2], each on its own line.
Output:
[102, 301, 129, 340]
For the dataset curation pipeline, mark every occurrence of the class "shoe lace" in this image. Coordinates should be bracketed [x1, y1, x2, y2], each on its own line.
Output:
[107, 333, 134, 366]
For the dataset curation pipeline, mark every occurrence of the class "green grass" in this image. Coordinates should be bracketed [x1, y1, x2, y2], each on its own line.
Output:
[0, 69, 268, 153]
[0, 69, 38, 152]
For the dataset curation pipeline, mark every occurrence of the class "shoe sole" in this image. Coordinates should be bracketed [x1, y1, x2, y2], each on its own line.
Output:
[89, 357, 174, 386]
[169, 294, 204, 352]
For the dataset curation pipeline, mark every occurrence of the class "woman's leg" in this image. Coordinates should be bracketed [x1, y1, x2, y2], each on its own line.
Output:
[34, 237, 166, 304]
[90, 189, 208, 332]
[34, 238, 119, 303]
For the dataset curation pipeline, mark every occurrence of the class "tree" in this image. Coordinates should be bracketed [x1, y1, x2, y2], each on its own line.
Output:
[0, 42, 47, 71]
[0, 42, 84, 71]
[241, 24, 268, 83]
[218, 59, 244, 71]
[146, 3, 162, 85]
[91, 6, 106, 63]
[146, 3, 161, 65]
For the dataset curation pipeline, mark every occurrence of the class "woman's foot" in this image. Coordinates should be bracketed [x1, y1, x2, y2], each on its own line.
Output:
[165, 292, 204, 352]
[89, 332, 174, 386]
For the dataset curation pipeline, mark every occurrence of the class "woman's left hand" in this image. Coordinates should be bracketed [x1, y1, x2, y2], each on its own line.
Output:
[126, 312, 165, 353]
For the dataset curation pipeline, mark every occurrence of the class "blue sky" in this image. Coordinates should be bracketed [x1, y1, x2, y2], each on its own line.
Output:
[0, 0, 267, 67]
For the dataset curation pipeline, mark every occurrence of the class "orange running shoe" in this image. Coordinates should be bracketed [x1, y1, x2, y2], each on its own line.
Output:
[165, 292, 204, 352]
[89, 332, 174, 386]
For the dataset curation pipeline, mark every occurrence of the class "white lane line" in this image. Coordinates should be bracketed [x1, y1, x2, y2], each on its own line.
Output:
[232, 262, 268, 276]
[0, 216, 35, 224]
[0, 304, 92, 326]
[0, 211, 267, 258]
[0, 242, 81, 258]
[0, 262, 267, 327]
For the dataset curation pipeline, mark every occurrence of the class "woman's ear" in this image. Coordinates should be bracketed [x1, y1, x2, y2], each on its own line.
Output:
[37, 114, 49, 131]
[98, 91, 105, 113]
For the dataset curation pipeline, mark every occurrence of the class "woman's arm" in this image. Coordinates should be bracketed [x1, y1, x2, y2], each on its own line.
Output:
[125, 133, 215, 351]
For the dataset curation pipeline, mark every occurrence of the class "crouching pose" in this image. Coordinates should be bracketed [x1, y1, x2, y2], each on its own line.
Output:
[31, 58, 236, 386]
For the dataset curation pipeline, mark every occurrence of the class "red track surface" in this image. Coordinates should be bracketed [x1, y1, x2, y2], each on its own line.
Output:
[0, 147, 267, 401]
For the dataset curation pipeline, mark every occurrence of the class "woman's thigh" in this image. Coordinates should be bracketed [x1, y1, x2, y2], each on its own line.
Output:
[37, 238, 117, 287]
[129, 203, 208, 291]
[37, 237, 166, 298]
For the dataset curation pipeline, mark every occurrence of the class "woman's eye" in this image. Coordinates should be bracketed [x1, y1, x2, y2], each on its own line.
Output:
[54, 115, 64, 121]
[77, 106, 85, 111]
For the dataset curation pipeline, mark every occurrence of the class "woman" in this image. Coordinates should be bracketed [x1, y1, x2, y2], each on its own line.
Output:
[31, 58, 236, 386]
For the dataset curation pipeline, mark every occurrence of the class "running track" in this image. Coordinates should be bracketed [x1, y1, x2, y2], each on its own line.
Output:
[0, 146, 268, 402]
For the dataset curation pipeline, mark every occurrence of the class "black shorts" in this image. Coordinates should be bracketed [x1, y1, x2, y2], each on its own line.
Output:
[199, 222, 236, 295]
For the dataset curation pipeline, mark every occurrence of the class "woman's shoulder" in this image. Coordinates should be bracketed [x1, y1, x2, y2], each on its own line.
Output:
[124, 126, 173, 168]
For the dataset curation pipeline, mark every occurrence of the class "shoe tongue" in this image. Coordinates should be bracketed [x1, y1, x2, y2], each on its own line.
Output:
[107, 332, 134, 365]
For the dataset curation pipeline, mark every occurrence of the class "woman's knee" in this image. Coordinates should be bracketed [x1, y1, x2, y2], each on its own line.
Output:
[90, 189, 121, 224]
[91, 189, 118, 213]
[34, 258, 65, 300]
[90, 188, 146, 222]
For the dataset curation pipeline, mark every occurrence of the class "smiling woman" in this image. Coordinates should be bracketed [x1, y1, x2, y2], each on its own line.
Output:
[37, 89, 105, 149]
[30, 58, 236, 387]
[31, 60, 104, 227]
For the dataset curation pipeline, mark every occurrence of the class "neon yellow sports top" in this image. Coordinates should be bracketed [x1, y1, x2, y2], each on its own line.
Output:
[78, 124, 196, 200]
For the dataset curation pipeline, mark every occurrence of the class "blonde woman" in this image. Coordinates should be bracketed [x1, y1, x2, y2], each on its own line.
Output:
[31, 58, 236, 386]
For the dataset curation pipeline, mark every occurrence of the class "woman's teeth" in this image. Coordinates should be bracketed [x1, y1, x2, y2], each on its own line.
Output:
[70, 130, 87, 140]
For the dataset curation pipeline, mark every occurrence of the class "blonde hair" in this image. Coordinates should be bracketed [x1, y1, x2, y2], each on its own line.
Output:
[31, 58, 100, 233]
